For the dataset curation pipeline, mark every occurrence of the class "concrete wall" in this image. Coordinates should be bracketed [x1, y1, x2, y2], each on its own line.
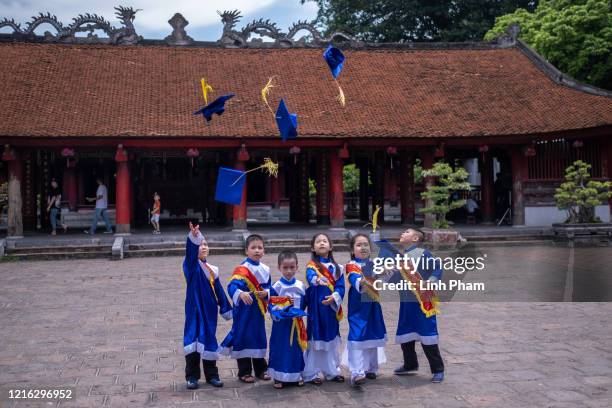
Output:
[525, 205, 611, 226]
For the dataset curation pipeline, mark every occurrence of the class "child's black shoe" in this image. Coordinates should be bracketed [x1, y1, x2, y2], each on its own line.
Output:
[186, 378, 199, 389]
[207, 378, 223, 388]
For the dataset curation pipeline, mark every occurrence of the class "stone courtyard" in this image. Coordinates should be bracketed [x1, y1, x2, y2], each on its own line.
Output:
[1, 247, 611, 407]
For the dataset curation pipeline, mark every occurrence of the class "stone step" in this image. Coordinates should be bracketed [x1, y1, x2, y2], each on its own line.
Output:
[3, 250, 113, 261]
[6, 244, 113, 255]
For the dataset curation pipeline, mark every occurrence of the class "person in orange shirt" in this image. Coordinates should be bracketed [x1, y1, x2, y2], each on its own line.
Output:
[151, 192, 161, 234]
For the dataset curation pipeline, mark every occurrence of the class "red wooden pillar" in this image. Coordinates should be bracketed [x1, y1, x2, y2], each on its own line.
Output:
[421, 148, 435, 228]
[315, 152, 330, 225]
[114, 145, 131, 234]
[399, 150, 415, 224]
[329, 149, 344, 228]
[63, 161, 78, 211]
[606, 140, 612, 219]
[270, 161, 281, 209]
[2, 146, 23, 237]
[510, 146, 527, 226]
[480, 151, 494, 223]
[233, 153, 248, 230]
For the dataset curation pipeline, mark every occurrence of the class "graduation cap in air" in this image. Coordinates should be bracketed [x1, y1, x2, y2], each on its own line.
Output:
[275, 99, 298, 141]
[375, 239, 401, 260]
[323, 45, 345, 79]
[194, 93, 235, 122]
[214, 167, 246, 205]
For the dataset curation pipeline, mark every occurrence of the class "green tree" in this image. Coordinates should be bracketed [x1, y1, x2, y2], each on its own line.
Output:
[343, 163, 359, 193]
[302, 0, 537, 42]
[485, 0, 612, 89]
[554, 160, 612, 223]
[419, 162, 471, 229]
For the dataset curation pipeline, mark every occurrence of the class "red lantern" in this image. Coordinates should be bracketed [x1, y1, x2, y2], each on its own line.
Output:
[478, 144, 489, 153]
[61, 147, 75, 167]
[523, 144, 536, 157]
[289, 146, 301, 164]
[237, 144, 250, 162]
[572, 140, 583, 148]
[187, 148, 200, 167]
[339, 143, 350, 159]
[434, 143, 445, 158]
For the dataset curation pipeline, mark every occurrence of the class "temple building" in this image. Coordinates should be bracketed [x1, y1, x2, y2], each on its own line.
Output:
[1, 7, 611, 237]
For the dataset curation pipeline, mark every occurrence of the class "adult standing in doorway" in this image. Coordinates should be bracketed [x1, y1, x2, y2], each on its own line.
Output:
[84, 177, 113, 234]
[47, 178, 67, 235]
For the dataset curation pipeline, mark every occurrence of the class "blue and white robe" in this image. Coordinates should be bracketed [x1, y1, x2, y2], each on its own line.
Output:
[183, 232, 232, 360]
[220, 258, 271, 359]
[395, 245, 443, 345]
[303, 256, 345, 381]
[343, 258, 387, 378]
[268, 277, 307, 382]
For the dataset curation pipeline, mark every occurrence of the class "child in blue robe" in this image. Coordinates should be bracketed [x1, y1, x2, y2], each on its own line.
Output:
[183, 223, 232, 389]
[268, 250, 308, 388]
[344, 233, 387, 386]
[303, 233, 345, 384]
[220, 234, 272, 383]
[392, 228, 445, 383]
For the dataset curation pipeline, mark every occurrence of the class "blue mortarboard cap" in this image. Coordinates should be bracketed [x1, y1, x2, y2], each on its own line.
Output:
[376, 239, 401, 260]
[214, 167, 246, 205]
[194, 93, 235, 122]
[275, 99, 298, 141]
[323, 45, 345, 79]
[269, 305, 308, 321]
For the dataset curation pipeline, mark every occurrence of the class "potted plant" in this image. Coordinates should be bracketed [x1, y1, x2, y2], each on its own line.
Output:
[419, 162, 471, 248]
[553, 160, 612, 239]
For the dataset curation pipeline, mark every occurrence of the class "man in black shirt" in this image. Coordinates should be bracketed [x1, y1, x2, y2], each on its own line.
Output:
[47, 178, 67, 235]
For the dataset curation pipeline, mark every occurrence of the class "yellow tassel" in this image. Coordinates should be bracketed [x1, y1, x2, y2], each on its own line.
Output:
[201, 78, 213, 105]
[372, 205, 381, 233]
[230, 157, 279, 186]
[261, 76, 276, 116]
[335, 80, 346, 107]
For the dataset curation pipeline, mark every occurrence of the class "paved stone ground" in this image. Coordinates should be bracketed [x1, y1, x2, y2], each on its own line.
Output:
[0, 248, 611, 408]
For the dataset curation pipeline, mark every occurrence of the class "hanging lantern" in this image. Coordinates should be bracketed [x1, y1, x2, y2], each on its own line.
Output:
[478, 144, 489, 153]
[523, 144, 536, 157]
[237, 144, 250, 162]
[572, 140, 583, 148]
[386, 146, 397, 169]
[289, 146, 301, 164]
[339, 143, 350, 159]
[187, 148, 200, 168]
[61, 147, 75, 167]
[434, 143, 445, 158]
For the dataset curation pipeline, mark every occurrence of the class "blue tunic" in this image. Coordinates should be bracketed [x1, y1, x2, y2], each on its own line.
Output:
[305, 257, 345, 349]
[394, 245, 443, 345]
[183, 233, 232, 360]
[268, 277, 307, 382]
[220, 258, 271, 358]
[346, 259, 387, 348]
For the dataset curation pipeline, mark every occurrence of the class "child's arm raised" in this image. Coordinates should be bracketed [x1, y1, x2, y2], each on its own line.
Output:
[183, 222, 203, 281]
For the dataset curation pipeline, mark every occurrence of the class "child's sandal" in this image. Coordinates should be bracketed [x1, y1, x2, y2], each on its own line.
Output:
[239, 375, 255, 383]
[308, 378, 323, 385]
[273, 381, 283, 389]
[331, 375, 345, 383]
[257, 372, 271, 381]
[297, 380, 305, 387]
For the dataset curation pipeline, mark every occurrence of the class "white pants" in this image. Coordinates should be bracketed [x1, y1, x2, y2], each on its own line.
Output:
[347, 347, 384, 379]
[303, 348, 341, 381]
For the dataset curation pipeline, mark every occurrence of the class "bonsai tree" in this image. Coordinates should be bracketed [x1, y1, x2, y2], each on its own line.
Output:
[554, 160, 612, 224]
[419, 161, 471, 229]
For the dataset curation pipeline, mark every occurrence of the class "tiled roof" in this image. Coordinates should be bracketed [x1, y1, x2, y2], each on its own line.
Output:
[0, 42, 610, 139]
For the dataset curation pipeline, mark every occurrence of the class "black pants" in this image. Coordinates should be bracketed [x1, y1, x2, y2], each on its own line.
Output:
[185, 352, 219, 382]
[237, 357, 267, 378]
[401, 341, 444, 374]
